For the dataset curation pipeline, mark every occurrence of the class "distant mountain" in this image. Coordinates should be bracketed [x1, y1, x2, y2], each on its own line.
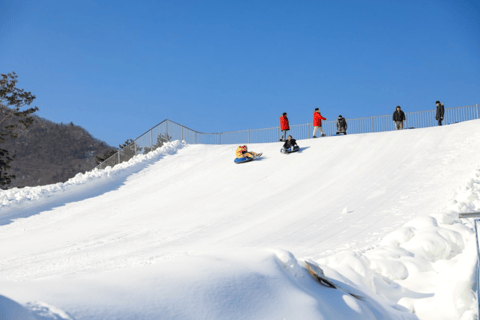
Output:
[2, 110, 115, 189]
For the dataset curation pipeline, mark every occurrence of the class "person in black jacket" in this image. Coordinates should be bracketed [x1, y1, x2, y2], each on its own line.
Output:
[392, 106, 406, 130]
[282, 135, 298, 153]
[336, 115, 347, 135]
[435, 101, 445, 126]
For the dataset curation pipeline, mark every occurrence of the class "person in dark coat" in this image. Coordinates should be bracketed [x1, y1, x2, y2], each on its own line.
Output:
[279, 112, 290, 141]
[283, 135, 298, 150]
[392, 106, 406, 130]
[435, 101, 445, 126]
[336, 115, 347, 135]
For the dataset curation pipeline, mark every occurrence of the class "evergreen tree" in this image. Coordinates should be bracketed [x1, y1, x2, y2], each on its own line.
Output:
[96, 139, 137, 166]
[143, 133, 171, 154]
[0, 72, 39, 188]
[95, 149, 117, 165]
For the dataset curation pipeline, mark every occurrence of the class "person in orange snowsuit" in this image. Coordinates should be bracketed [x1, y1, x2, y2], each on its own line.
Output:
[236, 145, 261, 159]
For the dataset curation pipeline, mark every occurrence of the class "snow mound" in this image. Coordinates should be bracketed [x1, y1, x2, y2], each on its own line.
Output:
[0, 140, 185, 211]
[0, 249, 418, 320]
[0, 295, 37, 320]
[317, 170, 480, 320]
[26, 301, 73, 320]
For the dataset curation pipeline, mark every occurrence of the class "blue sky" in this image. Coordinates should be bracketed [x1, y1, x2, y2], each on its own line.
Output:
[1, 0, 479, 146]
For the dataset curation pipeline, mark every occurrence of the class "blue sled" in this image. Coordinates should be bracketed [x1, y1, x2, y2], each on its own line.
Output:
[234, 157, 254, 164]
[280, 146, 300, 154]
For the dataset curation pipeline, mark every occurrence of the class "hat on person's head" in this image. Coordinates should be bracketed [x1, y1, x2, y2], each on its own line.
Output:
[283, 112, 287, 115]
[396, 106, 401, 109]
[435, 100, 440, 104]
[338, 115, 342, 117]
[315, 108, 319, 111]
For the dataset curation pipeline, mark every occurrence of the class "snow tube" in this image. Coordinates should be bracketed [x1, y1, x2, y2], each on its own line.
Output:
[280, 146, 300, 154]
[234, 157, 254, 164]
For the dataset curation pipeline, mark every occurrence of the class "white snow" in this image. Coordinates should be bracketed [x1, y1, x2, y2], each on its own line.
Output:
[1, 120, 480, 319]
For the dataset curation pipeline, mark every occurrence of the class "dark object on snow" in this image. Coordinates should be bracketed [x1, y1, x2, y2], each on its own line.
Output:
[305, 261, 365, 301]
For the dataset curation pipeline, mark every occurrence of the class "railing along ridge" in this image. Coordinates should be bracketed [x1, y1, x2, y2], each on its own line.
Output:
[95, 103, 479, 170]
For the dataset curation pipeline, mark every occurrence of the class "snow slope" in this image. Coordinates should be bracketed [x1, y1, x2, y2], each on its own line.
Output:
[1, 120, 480, 319]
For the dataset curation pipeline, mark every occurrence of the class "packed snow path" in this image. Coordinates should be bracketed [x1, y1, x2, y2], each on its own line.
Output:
[1, 121, 480, 280]
[1, 120, 480, 320]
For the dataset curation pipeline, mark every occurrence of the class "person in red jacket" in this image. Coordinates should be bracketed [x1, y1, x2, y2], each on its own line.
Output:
[279, 112, 290, 141]
[313, 108, 327, 138]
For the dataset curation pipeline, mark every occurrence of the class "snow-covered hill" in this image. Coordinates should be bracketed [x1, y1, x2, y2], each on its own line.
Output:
[1, 120, 480, 320]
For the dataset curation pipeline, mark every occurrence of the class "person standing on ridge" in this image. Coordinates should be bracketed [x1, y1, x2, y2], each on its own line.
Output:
[280, 112, 290, 141]
[336, 115, 347, 135]
[435, 100, 445, 126]
[313, 108, 327, 138]
[392, 106, 406, 130]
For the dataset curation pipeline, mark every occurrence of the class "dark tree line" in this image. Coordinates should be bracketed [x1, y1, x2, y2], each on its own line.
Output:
[2, 113, 116, 188]
[1, 71, 172, 189]
[1, 72, 116, 189]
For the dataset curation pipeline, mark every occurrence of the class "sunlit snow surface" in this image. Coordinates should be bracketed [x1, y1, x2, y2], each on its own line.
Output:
[1, 120, 480, 319]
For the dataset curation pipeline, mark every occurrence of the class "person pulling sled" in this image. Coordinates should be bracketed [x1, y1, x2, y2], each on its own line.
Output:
[281, 135, 300, 154]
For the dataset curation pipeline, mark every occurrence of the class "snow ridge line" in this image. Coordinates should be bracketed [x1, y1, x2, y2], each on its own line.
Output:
[0, 140, 186, 210]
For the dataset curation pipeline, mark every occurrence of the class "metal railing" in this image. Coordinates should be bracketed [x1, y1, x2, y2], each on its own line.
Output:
[96, 103, 479, 170]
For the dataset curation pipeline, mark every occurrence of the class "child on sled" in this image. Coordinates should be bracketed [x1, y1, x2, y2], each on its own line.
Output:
[236, 145, 262, 159]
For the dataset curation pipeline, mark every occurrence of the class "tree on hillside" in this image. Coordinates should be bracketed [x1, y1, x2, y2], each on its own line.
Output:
[95, 139, 136, 166]
[0, 72, 39, 188]
[95, 149, 117, 165]
[143, 133, 171, 154]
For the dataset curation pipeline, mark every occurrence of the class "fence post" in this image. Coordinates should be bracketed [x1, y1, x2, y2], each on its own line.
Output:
[181, 125, 184, 141]
[195, 132, 198, 144]
[150, 130, 152, 148]
[248, 130, 250, 143]
[117, 151, 120, 164]
[219, 133, 221, 144]
[166, 120, 168, 137]
[477, 104, 479, 119]
[371, 116, 374, 132]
